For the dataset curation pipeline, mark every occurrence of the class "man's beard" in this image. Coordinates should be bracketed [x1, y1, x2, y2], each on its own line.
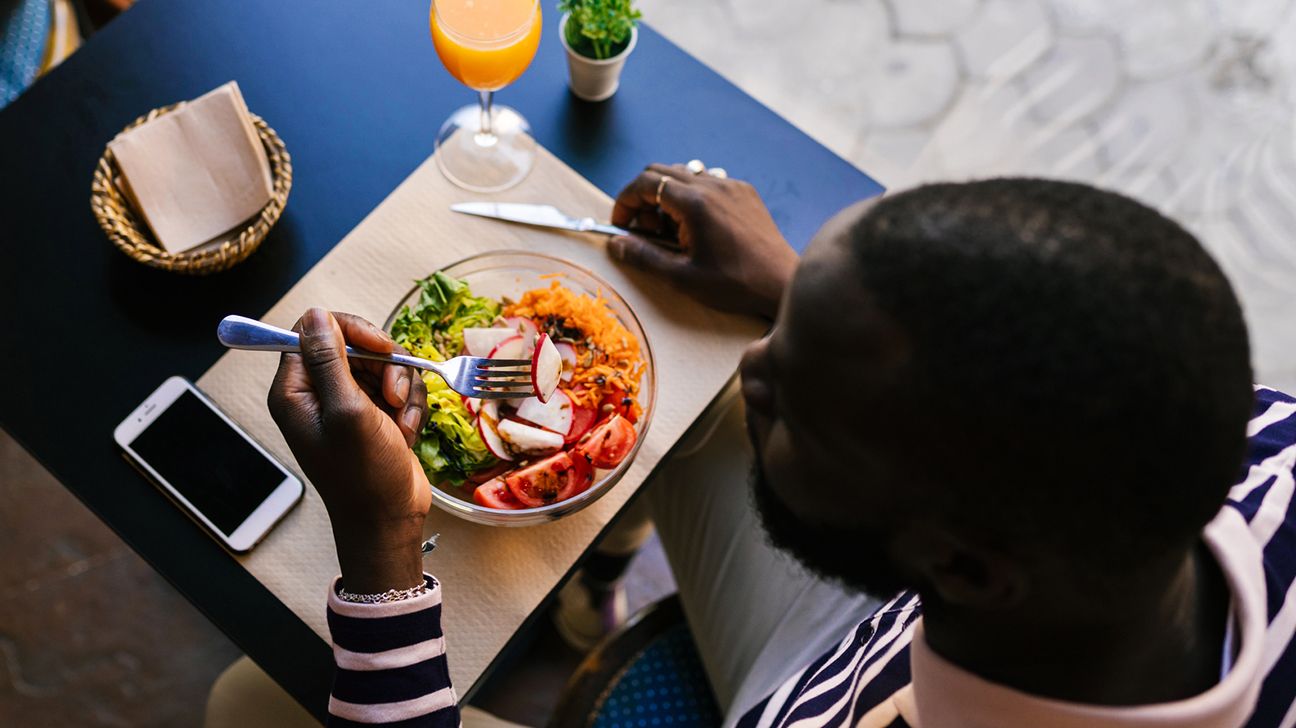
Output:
[750, 463, 912, 600]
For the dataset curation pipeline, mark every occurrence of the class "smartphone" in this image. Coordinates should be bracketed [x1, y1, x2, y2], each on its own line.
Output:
[114, 376, 303, 553]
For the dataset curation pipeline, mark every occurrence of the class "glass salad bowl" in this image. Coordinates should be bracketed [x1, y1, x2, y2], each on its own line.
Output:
[383, 251, 656, 527]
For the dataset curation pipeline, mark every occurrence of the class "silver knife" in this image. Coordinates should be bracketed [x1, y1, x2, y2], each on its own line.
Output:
[452, 202, 629, 237]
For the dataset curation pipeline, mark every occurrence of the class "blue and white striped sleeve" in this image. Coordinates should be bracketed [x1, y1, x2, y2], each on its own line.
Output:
[325, 575, 460, 727]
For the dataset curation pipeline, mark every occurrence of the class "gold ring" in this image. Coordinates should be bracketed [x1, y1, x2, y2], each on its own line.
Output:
[686, 159, 707, 175]
[655, 175, 670, 206]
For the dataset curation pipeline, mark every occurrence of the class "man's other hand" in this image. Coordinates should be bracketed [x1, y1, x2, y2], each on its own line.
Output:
[609, 163, 798, 320]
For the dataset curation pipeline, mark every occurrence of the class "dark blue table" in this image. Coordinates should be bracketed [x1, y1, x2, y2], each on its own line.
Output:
[0, 0, 882, 719]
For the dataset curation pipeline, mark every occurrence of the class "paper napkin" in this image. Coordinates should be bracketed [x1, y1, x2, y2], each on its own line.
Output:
[108, 81, 274, 254]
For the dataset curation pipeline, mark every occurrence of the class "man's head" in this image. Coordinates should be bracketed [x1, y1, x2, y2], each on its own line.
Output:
[742, 179, 1253, 615]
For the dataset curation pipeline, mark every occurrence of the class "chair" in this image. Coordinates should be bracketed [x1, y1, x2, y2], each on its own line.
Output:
[548, 595, 722, 728]
[0, 0, 82, 110]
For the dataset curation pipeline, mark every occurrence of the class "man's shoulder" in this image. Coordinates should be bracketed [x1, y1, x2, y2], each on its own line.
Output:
[1229, 386, 1296, 517]
[1248, 386, 1296, 450]
[1226, 386, 1296, 728]
[737, 592, 923, 728]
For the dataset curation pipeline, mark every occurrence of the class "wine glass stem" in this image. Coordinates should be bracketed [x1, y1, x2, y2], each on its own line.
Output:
[476, 90, 496, 147]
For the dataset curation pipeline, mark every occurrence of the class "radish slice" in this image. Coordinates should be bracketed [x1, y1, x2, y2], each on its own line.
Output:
[497, 418, 564, 454]
[515, 390, 573, 435]
[504, 316, 539, 354]
[461, 396, 481, 416]
[478, 419, 511, 460]
[487, 335, 526, 361]
[484, 337, 530, 401]
[555, 342, 577, 383]
[463, 327, 520, 357]
[476, 401, 513, 460]
[531, 334, 562, 403]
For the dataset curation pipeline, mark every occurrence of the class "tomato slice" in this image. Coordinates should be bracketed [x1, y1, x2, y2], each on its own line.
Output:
[564, 403, 599, 445]
[599, 388, 639, 424]
[465, 461, 512, 485]
[473, 478, 524, 509]
[505, 452, 587, 507]
[576, 414, 637, 469]
[569, 448, 595, 496]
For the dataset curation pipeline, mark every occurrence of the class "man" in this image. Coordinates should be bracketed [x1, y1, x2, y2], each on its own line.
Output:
[266, 168, 1296, 727]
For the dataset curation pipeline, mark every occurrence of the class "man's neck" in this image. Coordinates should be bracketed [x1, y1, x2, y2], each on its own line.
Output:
[920, 544, 1231, 706]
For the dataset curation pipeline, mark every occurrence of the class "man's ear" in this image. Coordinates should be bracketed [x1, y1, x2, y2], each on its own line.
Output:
[891, 527, 1029, 610]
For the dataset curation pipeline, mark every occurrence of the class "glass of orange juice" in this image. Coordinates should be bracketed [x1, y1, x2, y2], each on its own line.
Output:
[431, 0, 542, 192]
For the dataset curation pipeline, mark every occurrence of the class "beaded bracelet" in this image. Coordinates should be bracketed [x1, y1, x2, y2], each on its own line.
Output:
[334, 531, 440, 603]
[335, 534, 441, 604]
[337, 582, 430, 604]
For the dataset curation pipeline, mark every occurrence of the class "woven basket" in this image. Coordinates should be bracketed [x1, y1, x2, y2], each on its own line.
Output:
[90, 102, 292, 275]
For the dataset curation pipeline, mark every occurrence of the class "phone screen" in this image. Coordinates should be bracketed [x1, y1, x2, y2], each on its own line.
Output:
[129, 391, 286, 536]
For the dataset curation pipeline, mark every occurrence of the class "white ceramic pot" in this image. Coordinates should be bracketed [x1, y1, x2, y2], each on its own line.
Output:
[560, 13, 638, 102]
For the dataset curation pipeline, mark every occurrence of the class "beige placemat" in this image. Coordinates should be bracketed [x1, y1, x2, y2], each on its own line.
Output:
[198, 146, 764, 691]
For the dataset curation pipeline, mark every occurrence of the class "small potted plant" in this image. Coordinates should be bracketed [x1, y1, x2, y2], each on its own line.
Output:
[558, 0, 642, 102]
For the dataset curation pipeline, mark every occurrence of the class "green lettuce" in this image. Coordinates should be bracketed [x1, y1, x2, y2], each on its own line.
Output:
[391, 271, 501, 359]
[391, 272, 502, 484]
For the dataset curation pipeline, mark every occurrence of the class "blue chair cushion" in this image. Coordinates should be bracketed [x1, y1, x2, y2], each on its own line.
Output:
[592, 624, 722, 728]
[0, 0, 51, 108]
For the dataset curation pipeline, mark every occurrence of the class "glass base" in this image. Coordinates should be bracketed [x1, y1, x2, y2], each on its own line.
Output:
[434, 104, 536, 192]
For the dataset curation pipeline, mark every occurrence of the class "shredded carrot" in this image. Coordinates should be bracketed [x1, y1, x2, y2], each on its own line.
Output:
[504, 281, 645, 418]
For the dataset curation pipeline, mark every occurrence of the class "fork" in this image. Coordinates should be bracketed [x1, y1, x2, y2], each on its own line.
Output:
[216, 315, 535, 399]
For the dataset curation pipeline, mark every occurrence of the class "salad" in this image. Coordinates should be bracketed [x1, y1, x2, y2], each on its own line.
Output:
[391, 271, 645, 510]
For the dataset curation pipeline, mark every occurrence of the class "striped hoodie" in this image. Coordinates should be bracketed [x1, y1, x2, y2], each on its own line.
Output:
[324, 386, 1296, 727]
[325, 578, 459, 727]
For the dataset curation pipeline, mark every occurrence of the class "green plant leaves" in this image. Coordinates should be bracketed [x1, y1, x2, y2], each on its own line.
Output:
[559, 0, 642, 60]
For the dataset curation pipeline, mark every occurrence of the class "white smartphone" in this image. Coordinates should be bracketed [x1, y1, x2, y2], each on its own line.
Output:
[114, 376, 303, 553]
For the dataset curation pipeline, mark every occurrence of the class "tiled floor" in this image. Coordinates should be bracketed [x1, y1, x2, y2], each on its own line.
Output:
[0, 428, 240, 726]
[5, 0, 1296, 725]
[641, 0, 1296, 390]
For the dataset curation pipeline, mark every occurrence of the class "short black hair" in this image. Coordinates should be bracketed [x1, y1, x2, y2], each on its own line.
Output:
[848, 179, 1253, 575]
